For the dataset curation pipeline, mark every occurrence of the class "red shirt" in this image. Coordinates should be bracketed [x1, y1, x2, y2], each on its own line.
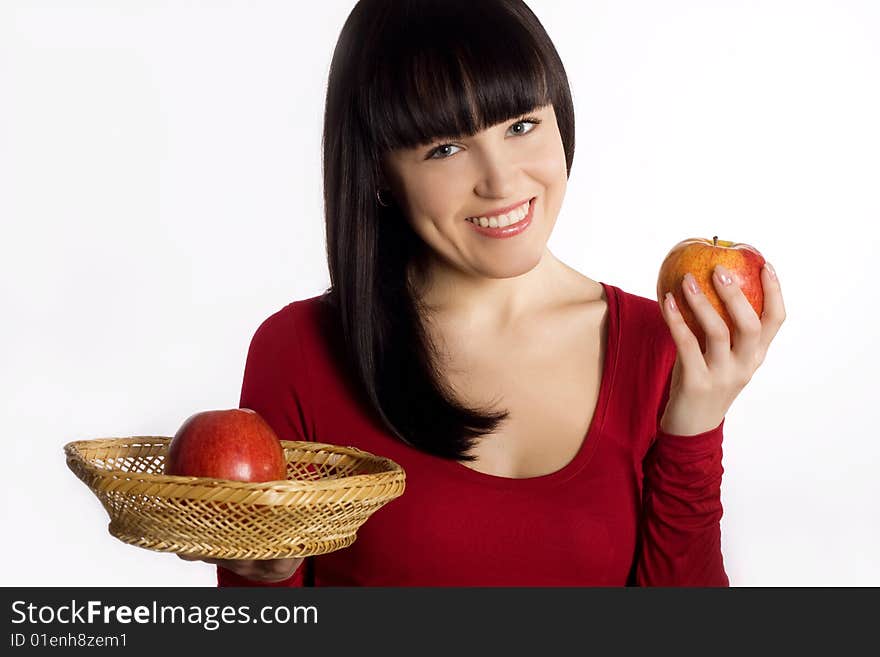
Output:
[218, 282, 729, 587]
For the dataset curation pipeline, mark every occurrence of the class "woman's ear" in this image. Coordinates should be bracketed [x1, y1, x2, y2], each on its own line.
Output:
[377, 163, 391, 190]
[376, 171, 395, 201]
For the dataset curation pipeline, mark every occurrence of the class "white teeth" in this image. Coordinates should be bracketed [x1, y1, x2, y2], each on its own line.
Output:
[468, 199, 531, 228]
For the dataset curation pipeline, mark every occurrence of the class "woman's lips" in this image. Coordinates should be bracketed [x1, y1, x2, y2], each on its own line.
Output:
[466, 198, 535, 239]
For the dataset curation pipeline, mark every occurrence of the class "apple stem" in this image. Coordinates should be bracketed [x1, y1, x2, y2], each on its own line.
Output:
[713, 235, 718, 247]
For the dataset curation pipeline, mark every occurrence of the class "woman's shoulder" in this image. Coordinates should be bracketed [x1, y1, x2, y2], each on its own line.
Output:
[552, 267, 671, 351]
[609, 282, 659, 319]
[253, 292, 330, 330]
[246, 292, 335, 355]
[603, 281, 675, 353]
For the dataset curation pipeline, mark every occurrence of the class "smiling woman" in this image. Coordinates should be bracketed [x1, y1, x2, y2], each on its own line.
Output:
[207, 0, 746, 588]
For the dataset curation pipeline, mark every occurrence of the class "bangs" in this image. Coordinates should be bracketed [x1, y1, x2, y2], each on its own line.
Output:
[361, 0, 557, 154]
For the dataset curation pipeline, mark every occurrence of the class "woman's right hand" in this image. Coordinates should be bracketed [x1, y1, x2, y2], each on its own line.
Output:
[177, 554, 304, 583]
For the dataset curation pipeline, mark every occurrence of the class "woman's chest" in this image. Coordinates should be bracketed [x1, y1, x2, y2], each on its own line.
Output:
[437, 304, 608, 478]
[314, 453, 640, 586]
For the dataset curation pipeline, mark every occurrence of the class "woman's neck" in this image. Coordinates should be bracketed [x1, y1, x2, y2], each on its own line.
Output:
[408, 247, 573, 333]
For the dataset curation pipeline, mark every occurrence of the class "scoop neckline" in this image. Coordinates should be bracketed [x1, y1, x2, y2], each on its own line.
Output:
[437, 281, 619, 490]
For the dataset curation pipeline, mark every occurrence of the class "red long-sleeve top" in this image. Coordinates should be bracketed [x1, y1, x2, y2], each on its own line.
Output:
[218, 282, 729, 587]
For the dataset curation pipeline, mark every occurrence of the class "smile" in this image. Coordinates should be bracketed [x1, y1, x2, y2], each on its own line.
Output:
[465, 198, 536, 239]
[465, 198, 532, 228]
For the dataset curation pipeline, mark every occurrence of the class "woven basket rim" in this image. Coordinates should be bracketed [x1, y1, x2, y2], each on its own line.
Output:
[64, 436, 407, 559]
[63, 436, 405, 494]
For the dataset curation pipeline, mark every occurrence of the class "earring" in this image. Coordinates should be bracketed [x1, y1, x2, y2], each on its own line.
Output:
[376, 188, 393, 207]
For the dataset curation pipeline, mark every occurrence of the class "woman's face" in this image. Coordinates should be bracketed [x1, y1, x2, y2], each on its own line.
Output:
[381, 103, 568, 282]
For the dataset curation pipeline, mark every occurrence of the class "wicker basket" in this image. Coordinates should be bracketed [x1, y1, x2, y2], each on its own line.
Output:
[64, 437, 406, 560]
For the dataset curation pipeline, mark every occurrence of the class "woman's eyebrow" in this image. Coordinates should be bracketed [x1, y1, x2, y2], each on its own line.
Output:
[410, 110, 544, 153]
[427, 129, 471, 144]
[424, 122, 506, 146]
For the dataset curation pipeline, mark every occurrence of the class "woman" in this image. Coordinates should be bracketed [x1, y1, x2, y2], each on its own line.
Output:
[182, 0, 785, 586]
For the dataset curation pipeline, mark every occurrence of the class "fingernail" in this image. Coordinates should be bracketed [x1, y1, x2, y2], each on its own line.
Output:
[665, 292, 677, 312]
[765, 262, 777, 281]
[715, 264, 733, 286]
[685, 273, 701, 295]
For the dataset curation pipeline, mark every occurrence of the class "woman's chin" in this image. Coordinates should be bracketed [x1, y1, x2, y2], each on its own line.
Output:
[474, 248, 546, 280]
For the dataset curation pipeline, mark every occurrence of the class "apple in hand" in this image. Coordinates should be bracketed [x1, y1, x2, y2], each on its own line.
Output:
[657, 236, 765, 351]
[164, 409, 287, 482]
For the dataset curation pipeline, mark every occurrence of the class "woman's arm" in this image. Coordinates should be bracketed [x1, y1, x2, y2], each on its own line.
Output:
[635, 422, 728, 586]
[635, 261, 785, 585]
[215, 303, 315, 588]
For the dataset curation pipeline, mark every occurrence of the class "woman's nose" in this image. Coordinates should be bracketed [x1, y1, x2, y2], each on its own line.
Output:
[472, 151, 517, 200]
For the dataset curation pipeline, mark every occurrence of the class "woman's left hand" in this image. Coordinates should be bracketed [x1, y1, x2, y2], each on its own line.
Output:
[658, 262, 787, 436]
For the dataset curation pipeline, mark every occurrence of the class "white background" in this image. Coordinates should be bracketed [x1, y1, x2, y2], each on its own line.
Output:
[2, 0, 877, 587]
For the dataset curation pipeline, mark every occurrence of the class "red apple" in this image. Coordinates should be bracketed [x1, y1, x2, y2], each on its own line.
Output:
[164, 408, 287, 482]
[657, 236, 765, 352]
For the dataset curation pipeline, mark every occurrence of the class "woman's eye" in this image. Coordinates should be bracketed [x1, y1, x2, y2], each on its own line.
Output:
[428, 144, 462, 160]
[508, 119, 540, 137]
[426, 117, 541, 160]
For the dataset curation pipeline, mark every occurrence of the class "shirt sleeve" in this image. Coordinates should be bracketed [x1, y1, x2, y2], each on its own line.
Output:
[217, 304, 312, 588]
[634, 419, 730, 587]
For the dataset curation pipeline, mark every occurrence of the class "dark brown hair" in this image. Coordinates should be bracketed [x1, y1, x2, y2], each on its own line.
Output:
[321, 0, 576, 461]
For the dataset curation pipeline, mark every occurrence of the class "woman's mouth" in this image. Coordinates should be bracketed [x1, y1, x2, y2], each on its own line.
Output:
[465, 197, 535, 239]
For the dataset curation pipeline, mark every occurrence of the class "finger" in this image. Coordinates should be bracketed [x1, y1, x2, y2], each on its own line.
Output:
[712, 264, 762, 361]
[231, 560, 289, 582]
[177, 553, 222, 565]
[760, 263, 786, 347]
[661, 290, 709, 378]
[257, 560, 301, 582]
[220, 559, 256, 571]
[207, 560, 258, 579]
[271, 557, 303, 576]
[681, 272, 731, 365]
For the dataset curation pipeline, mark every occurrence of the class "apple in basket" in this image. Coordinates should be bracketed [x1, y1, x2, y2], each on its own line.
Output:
[164, 409, 287, 482]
